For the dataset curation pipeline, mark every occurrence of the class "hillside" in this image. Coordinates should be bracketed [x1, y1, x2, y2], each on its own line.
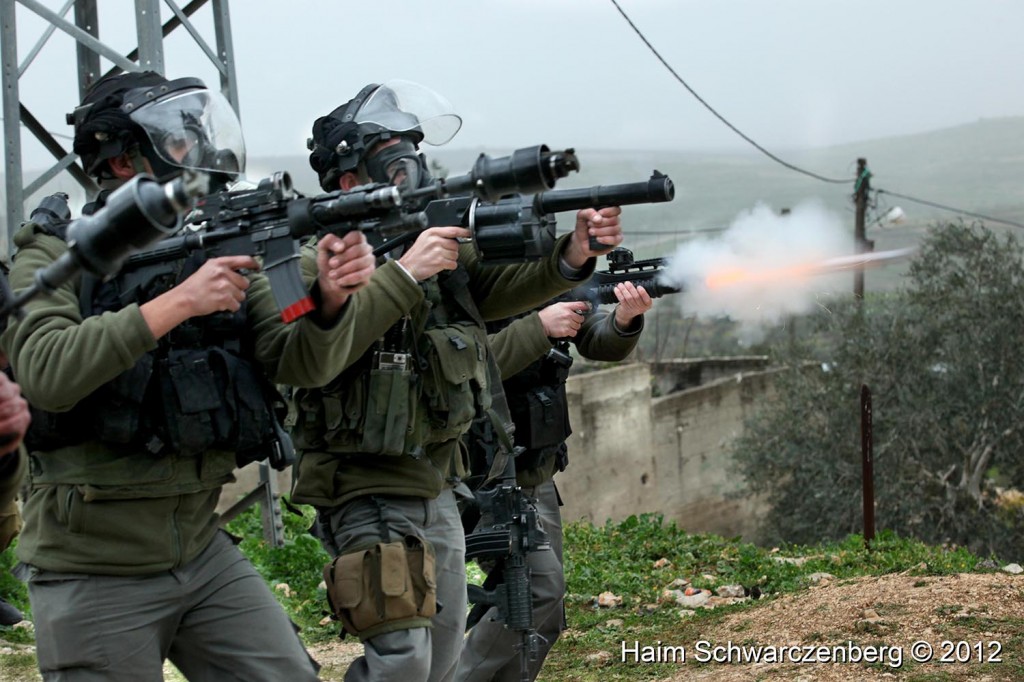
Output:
[5, 117, 1024, 291]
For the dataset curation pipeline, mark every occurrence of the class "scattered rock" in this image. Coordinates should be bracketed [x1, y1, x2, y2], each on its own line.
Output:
[716, 584, 746, 598]
[806, 572, 835, 584]
[661, 589, 684, 604]
[1002, 563, 1023, 574]
[978, 558, 1000, 570]
[604, 618, 624, 628]
[274, 582, 294, 598]
[586, 651, 613, 664]
[318, 580, 328, 590]
[653, 558, 672, 569]
[596, 591, 623, 608]
[664, 578, 689, 589]
[675, 589, 712, 608]
[701, 574, 718, 583]
[319, 615, 334, 626]
[12, 621, 33, 632]
[678, 609, 696, 618]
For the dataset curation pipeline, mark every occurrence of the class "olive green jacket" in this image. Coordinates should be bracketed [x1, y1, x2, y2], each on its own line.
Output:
[1, 222, 361, 575]
[488, 306, 643, 485]
[291, 235, 595, 508]
[489, 307, 644, 380]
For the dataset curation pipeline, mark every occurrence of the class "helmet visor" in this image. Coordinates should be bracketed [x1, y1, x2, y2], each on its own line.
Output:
[356, 79, 462, 146]
[129, 88, 246, 177]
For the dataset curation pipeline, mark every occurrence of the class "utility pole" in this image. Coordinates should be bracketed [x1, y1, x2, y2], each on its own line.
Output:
[853, 158, 873, 303]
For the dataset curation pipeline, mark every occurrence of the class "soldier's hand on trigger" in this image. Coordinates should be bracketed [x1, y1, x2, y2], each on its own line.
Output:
[177, 255, 259, 316]
[538, 301, 592, 339]
[563, 206, 624, 268]
[397, 226, 471, 281]
[316, 231, 376, 318]
[613, 281, 653, 329]
[0, 373, 29, 458]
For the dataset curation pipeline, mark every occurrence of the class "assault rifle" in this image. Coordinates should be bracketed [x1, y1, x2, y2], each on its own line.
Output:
[0, 171, 208, 324]
[557, 247, 683, 305]
[121, 172, 423, 322]
[409, 170, 675, 265]
[463, 416, 551, 682]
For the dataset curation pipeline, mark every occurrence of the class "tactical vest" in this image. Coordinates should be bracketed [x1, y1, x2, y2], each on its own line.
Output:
[22, 195, 286, 491]
[292, 266, 496, 471]
[484, 316, 574, 484]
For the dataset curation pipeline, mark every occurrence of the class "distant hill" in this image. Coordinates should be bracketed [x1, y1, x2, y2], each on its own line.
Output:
[6, 117, 1024, 291]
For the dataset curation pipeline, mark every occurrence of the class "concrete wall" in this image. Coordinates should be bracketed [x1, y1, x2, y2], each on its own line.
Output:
[557, 360, 776, 541]
[221, 358, 778, 542]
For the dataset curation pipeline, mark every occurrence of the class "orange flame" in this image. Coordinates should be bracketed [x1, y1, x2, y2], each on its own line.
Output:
[704, 248, 917, 290]
[705, 263, 819, 289]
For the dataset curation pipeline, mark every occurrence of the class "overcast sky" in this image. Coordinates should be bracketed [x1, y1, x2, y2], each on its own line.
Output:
[9, 0, 1024, 175]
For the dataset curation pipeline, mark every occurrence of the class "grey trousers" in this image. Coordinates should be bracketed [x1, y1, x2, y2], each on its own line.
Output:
[455, 479, 566, 682]
[322, 487, 467, 682]
[27, 530, 319, 682]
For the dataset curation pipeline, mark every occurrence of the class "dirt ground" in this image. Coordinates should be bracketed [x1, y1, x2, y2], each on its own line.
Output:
[648, 572, 1024, 681]
[2, 573, 1020, 681]
[299, 572, 1023, 681]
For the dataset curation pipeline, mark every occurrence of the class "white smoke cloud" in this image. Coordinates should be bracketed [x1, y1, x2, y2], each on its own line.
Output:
[663, 200, 853, 339]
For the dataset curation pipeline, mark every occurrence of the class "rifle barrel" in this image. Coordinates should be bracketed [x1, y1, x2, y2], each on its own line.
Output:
[533, 172, 674, 215]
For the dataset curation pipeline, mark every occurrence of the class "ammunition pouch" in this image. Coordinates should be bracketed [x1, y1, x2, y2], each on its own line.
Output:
[509, 383, 571, 451]
[323, 535, 438, 641]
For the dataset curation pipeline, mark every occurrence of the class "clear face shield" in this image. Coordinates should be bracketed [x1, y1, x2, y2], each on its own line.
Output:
[129, 88, 246, 179]
[354, 80, 462, 192]
[356, 79, 463, 147]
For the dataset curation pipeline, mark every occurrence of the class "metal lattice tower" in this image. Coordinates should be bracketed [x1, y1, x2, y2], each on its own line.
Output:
[1, 0, 239, 261]
[0, 0, 288, 547]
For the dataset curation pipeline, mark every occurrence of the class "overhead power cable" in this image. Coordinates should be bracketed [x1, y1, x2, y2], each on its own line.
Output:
[608, 0, 854, 185]
[875, 188, 1024, 230]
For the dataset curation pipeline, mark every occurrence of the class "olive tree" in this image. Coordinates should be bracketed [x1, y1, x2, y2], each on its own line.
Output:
[733, 222, 1024, 558]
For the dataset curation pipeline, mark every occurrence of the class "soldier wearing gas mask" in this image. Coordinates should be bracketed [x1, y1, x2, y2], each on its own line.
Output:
[0, 70, 374, 681]
[457, 282, 652, 682]
[293, 80, 623, 682]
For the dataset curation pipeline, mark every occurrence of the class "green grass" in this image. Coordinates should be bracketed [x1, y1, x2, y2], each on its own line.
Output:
[0, 506, 1004, 680]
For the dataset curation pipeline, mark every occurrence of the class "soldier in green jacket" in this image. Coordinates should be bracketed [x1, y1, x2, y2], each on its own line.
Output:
[457, 281, 653, 682]
[293, 80, 623, 682]
[0, 370, 31, 626]
[0, 71, 375, 681]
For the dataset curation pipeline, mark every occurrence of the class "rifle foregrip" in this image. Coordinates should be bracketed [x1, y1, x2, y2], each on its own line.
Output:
[576, 278, 683, 305]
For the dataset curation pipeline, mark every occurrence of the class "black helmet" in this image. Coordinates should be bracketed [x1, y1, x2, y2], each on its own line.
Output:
[307, 80, 461, 192]
[69, 71, 246, 182]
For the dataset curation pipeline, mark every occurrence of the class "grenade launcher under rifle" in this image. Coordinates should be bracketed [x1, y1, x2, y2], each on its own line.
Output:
[0, 171, 209, 324]
[413, 170, 675, 265]
[374, 145, 581, 262]
[558, 247, 683, 305]
[119, 171, 426, 322]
